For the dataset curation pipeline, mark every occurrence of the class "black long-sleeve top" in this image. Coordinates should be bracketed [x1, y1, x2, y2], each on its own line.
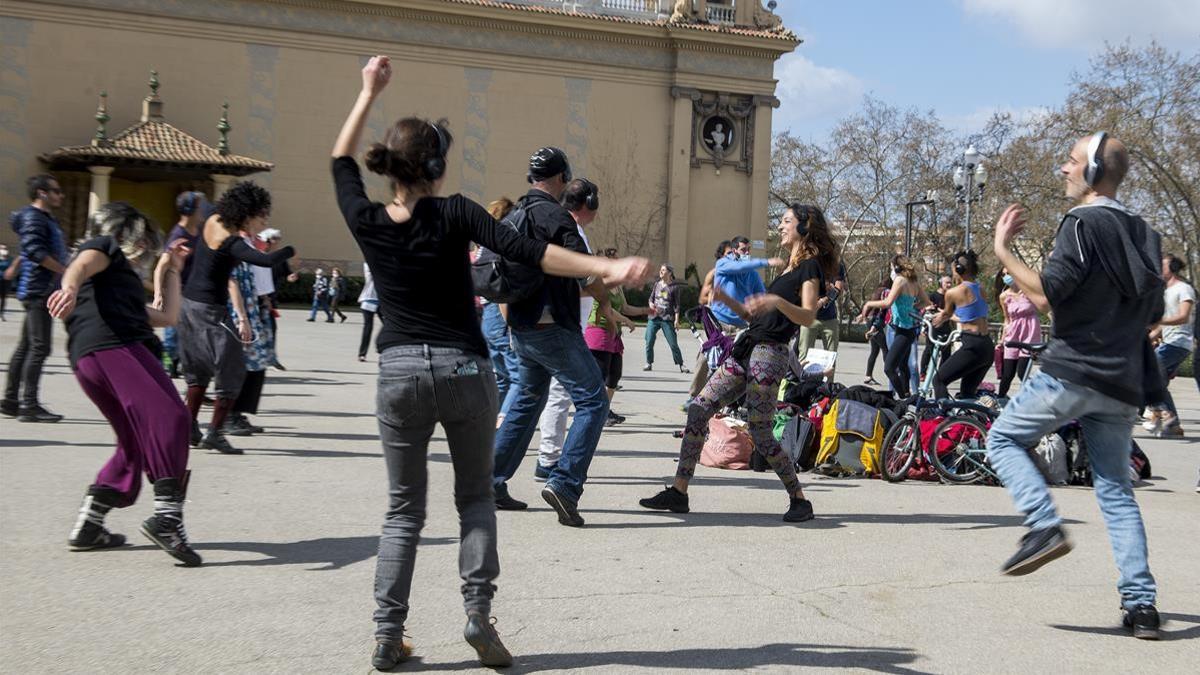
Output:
[332, 156, 548, 356]
[182, 231, 294, 305]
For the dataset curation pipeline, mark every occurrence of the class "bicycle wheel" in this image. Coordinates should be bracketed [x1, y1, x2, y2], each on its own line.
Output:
[879, 416, 919, 482]
[930, 415, 990, 484]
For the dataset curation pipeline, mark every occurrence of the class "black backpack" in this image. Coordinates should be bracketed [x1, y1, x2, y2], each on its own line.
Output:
[471, 202, 544, 303]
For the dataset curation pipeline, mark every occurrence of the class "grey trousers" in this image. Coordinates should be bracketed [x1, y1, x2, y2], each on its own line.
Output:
[373, 344, 499, 640]
[537, 378, 571, 467]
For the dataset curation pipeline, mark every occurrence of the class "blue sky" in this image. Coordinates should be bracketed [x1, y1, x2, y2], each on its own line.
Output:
[771, 0, 1200, 141]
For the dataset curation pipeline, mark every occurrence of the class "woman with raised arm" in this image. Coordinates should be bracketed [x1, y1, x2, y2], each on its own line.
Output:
[640, 203, 837, 523]
[929, 250, 995, 399]
[332, 55, 650, 671]
[173, 182, 295, 456]
[47, 202, 201, 567]
[856, 254, 931, 397]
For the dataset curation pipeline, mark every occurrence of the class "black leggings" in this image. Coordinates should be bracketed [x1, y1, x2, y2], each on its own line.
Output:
[866, 330, 888, 377]
[359, 309, 379, 358]
[884, 326, 918, 397]
[590, 349, 623, 390]
[998, 357, 1031, 397]
[933, 333, 995, 400]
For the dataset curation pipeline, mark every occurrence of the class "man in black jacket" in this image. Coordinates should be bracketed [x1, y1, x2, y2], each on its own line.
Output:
[492, 147, 608, 527]
[988, 132, 1162, 638]
[2, 174, 68, 422]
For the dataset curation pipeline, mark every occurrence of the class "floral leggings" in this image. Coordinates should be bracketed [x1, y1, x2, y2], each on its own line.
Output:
[676, 342, 801, 495]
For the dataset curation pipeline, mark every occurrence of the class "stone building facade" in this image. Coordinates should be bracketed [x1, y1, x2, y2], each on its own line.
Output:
[1, 0, 796, 274]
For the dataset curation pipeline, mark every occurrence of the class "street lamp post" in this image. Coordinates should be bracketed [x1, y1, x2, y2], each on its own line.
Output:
[953, 144, 988, 250]
[903, 191, 937, 257]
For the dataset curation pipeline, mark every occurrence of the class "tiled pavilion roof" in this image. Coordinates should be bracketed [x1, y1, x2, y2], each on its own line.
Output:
[43, 121, 273, 175]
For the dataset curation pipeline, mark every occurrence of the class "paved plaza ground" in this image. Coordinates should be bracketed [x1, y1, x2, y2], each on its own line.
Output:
[1, 307, 1197, 673]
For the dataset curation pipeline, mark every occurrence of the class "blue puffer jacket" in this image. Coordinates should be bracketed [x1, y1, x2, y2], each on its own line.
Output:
[9, 205, 68, 300]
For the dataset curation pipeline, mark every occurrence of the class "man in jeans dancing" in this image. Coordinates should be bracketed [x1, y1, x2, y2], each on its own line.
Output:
[492, 148, 609, 528]
[989, 132, 1162, 639]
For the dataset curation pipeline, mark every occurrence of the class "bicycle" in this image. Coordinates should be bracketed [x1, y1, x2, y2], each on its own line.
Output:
[878, 315, 1000, 483]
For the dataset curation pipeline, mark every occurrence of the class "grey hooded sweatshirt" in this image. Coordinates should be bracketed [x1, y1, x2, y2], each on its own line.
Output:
[1039, 199, 1163, 406]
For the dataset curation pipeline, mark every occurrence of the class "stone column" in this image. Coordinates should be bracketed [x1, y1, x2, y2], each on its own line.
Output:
[749, 95, 779, 239]
[87, 166, 114, 216]
[666, 87, 698, 270]
[210, 174, 236, 199]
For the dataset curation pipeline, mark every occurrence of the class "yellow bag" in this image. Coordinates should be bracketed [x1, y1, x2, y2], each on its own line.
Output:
[815, 399, 883, 475]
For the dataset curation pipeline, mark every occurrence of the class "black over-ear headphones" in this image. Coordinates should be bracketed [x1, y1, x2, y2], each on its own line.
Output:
[952, 250, 976, 277]
[581, 178, 599, 211]
[426, 121, 449, 181]
[1084, 131, 1108, 187]
[790, 203, 811, 236]
[177, 191, 199, 216]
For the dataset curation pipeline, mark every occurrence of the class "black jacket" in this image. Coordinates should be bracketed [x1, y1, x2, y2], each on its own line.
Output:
[507, 189, 590, 330]
[1039, 201, 1163, 406]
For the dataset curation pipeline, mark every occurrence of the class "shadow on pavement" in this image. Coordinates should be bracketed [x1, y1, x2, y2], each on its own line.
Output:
[577, 509, 1081, 531]
[124, 535, 454, 570]
[248, 447, 381, 459]
[402, 642, 929, 674]
[262, 408, 376, 419]
[1051, 613, 1200, 641]
[266, 376, 351, 386]
[0, 439, 114, 449]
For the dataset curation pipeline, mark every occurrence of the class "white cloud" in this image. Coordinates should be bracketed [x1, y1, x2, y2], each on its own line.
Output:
[772, 53, 865, 135]
[943, 104, 1051, 135]
[961, 0, 1200, 49]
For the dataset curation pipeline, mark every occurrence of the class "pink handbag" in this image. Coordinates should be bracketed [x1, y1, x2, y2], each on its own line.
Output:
[700, 415, 754, 470]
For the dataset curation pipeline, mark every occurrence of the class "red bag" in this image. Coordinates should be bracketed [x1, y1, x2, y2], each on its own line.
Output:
[993, 344, 1004, 378]
[700, 416, 754, 470]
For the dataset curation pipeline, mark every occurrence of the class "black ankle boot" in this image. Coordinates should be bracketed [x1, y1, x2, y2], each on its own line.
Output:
[68, 486, 127, 551]
[140, 477, 202, 567]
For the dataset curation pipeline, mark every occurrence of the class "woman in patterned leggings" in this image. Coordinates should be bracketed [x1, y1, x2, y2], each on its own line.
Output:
[640, 203, 840, 522]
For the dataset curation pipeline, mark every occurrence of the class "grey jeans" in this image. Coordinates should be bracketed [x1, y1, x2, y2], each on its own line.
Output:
[373, 344, 499, 640]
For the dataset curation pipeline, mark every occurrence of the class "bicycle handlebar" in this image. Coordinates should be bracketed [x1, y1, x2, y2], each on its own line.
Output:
[921, 314, 961, 349]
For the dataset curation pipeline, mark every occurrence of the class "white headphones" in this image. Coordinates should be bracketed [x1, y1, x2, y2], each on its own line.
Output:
[1084, 131, 1108, 187]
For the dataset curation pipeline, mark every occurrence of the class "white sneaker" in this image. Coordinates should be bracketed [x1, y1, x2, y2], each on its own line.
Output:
[1141, 414, 1161, 434]
[642, 364, 652, 371]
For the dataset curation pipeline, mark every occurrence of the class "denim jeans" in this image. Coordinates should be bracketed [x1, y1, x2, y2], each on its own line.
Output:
[373, 345, 499, 640]
[644, 317, 684, 366]
[4, 296, 53, 407]
[308, 295, 331, 320]
[1148, 342, 1191, 418]
[986, 371, 1156, 609]
[481, 303, 521, 417]
[493, 324, 609, 504]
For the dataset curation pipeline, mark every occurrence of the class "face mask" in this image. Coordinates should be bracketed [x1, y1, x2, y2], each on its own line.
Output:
[1003, 274, 1014, 286]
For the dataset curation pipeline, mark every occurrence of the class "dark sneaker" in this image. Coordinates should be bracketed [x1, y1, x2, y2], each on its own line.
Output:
[201, 429, 243, 455]
[141, 478, 202, 567]
[541, 485, 584, 527]
[642, 364, 653, 371]
[190, 420, 203, 448]
[69, 523, 127, 551]
[783, 498, 814, 523]
[141, 515, 202, 567]
[18, 405, 63, 423]
[1122, 605, 1161, 640]
[223, 414, 262, 436]
[494, 494, 528, 511]
[679, 365, 691, 374]
[371, 638, 413, 669]
[1, 399, 19, 417]
[68, 487, 128, 552]
[464, 612, 513, 668]
[272, 360, 287, 371]
[1001, 525, 1072, 576]
[534, 463, 556, 481]
[605, 411, 626, 427]
[638, 487, 690, 514]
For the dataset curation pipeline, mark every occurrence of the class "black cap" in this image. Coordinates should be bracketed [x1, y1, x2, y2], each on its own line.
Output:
[528, 147, 572, 183]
